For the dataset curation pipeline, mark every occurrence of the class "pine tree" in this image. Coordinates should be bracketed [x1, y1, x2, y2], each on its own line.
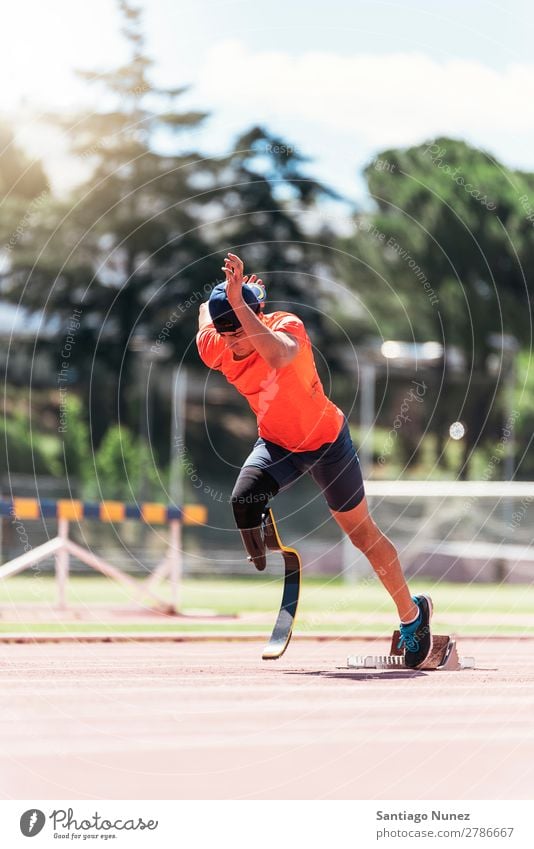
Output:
[4, 0, 211, 434]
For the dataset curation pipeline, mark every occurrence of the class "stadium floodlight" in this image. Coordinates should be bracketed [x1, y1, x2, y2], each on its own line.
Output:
[358, 340, 444, 475]
[380, 340, 444, 363]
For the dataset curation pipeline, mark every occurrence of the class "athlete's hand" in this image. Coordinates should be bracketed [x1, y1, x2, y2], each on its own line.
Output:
[243, 273, 263, 288]
[221, 252, 245, 306]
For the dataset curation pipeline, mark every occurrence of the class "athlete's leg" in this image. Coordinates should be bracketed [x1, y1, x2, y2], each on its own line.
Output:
[330, 498, 418, 623]
[307, 421, 418, 623]
[231, 438, 302, 570]
[231, 466, 279, 570]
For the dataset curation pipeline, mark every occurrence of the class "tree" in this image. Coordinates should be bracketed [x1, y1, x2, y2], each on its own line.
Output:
[1, 2, 350, 477]
[0, 122, 48, 204]
[183, 124, 343, 346]
[61, 395, 92, 486]
[3, 0, 211, 439]
[91, 423, 164, 500]
[0, 121, 49, 275]
[363, 138, 530, 355]
[337, 138, 533, 477]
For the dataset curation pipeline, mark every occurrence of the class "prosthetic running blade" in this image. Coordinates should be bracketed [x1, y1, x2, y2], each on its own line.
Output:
[261, 509, 301, 660]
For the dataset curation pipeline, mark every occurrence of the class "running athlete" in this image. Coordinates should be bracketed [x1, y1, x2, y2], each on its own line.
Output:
[196, 252, 433, 668]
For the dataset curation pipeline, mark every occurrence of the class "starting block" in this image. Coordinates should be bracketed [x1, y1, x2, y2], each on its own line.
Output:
[347, 632, 475, 671]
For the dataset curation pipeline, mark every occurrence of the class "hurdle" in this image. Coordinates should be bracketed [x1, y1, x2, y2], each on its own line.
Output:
[0, 498, 207, 614]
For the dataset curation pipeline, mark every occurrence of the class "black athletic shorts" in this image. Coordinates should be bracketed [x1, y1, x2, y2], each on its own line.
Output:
[241, 418, 365, 512]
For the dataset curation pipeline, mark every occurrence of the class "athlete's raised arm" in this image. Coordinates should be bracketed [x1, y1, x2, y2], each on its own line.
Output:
[221, 252, 300, 369]
[198, 301, 213, 332]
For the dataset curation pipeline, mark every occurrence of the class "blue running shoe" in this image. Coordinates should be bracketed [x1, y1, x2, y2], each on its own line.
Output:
[398, 594, 433, 669]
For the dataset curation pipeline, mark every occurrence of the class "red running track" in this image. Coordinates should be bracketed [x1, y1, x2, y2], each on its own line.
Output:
[0, 639, 533, 800]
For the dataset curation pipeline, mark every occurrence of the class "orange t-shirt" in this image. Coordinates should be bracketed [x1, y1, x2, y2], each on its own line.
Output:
[196, 311, 344, 451]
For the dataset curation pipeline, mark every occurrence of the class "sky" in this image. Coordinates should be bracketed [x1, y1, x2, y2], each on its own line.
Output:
[1, 0, 532, 203]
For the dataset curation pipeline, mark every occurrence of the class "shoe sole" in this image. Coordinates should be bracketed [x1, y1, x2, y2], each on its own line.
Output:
[411, 593, 434, 669]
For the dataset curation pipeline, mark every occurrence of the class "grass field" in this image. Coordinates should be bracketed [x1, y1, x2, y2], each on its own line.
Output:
[0, 574, 533, 636]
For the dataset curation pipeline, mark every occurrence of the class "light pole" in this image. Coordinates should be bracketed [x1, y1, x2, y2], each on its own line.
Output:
[343, 339, 445, 583]
[128, 332, 169, 540]
[358, 361, 376, 477]
[487, 333, 519, 581]
[170, 366, 187, 508]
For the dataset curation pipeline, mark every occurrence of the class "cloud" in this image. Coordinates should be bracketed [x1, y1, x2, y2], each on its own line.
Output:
[196, 41, 534, 153]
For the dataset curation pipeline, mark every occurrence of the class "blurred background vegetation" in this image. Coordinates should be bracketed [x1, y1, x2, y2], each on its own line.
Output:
[1, 0, 533, 514]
